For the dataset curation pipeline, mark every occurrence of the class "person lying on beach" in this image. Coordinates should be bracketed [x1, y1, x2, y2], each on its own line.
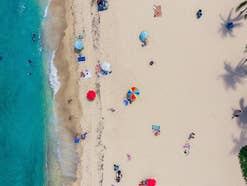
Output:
[81, 132, 88, 140]
[232, 109, 242, 119]
[115, 170, 122, 182]
[184, 149, 190, 155]
[196, 9, 202, 19]
[127, 153, 132, 160]
[108, 108, 116, 112]
[183, 142, 190, 155]
[188, 132, 195, 140]
[142, 40, 147, 47]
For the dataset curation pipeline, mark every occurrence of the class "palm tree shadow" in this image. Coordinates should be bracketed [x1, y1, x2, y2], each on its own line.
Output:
[219, 8, 244, 38]
[230, 98, 247, 154]
[231, 130, 247, 154]
[236, 98, 247, 128]
[220, 58, 247, 90]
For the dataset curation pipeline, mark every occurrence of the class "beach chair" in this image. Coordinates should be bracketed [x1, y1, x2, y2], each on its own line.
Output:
[77, 55, 86, 62]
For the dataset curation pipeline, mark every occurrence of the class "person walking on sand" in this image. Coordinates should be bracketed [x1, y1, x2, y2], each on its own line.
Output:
[232, 109, 242, 119]
[188, 132, 195, 140]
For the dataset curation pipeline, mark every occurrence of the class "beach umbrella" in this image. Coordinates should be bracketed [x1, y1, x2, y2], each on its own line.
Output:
[87, 90, 96, 101]
[127, 87, 140, 101]
[139, 31, 148, 42]
[74, 40, 84, 50]
[100, 62, 111, 72]
[146, 178, 157, 186]
[226, 22, 234, 30]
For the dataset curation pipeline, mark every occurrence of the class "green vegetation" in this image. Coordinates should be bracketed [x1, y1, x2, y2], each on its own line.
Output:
[239, 145, 247, 182]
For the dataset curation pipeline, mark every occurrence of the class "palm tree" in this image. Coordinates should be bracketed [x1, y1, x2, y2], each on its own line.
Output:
[219, 9, 243, 37]
[236, 1, 247, 20]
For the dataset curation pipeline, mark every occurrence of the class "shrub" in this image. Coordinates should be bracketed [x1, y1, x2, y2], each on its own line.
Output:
[239, 145, 247, 182]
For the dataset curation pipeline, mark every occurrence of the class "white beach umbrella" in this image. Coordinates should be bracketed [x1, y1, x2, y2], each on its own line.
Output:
[100, 62, 111, 72]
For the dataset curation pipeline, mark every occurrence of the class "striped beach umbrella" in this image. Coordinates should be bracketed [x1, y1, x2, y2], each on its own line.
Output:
[127, 87, 140, 101]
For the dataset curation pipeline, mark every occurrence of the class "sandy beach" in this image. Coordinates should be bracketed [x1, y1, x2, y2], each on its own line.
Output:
[53, 0, 247, 185]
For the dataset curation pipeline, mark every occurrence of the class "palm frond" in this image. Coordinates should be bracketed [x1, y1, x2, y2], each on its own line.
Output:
[227, 8, 234, 21]
[236, 1, 247, 12]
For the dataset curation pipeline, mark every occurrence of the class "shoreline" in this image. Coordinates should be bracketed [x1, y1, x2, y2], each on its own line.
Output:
[52, 0, 82, 183]
[43, 0, 83, 184]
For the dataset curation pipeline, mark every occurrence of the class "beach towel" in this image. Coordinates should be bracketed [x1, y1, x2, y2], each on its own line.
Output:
[153, 5, 162, 17]
[77, 56, 86, 62]
[74, 137, 80, 143]
[152, 125, 160, 131]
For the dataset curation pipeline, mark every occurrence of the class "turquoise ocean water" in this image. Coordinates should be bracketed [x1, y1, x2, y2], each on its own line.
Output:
[0, 0, 49, 185]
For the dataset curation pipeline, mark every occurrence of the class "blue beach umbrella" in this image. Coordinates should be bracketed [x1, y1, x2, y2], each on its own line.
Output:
[226, 22, 234, 30]
[74, 40, 84, 50]
[139, 31, 148, 42]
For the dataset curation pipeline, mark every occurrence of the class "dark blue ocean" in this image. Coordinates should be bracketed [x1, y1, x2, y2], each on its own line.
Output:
[0, 0, 48, 185]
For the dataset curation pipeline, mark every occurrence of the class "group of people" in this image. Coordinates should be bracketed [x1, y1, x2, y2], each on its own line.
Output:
[183, 132, 195, 156]
[113, 164, 123, 183]
[74, 132, 88, 143]
[27, 33, 37, 76]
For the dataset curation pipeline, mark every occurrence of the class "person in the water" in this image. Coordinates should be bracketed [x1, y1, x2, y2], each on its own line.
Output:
[32, 33, 36, 41]
[27, 59, 32, 64]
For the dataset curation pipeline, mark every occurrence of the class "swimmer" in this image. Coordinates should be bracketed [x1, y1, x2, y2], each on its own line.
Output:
[27, 59, 33, 66]
[32, 33, 36, 41]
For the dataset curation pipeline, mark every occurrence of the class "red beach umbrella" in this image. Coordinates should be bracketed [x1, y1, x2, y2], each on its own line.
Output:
[87, 90, 96, 101]
[146, 178, 156, 186]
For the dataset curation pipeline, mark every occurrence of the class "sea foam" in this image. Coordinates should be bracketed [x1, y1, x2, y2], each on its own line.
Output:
[48, 51, 60, 97]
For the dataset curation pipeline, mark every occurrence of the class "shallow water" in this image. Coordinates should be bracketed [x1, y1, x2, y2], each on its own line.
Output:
[0, 0, 47, 185]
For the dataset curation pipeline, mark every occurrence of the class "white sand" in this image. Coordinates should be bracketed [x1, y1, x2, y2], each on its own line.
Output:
[70, 0, 247, 185]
